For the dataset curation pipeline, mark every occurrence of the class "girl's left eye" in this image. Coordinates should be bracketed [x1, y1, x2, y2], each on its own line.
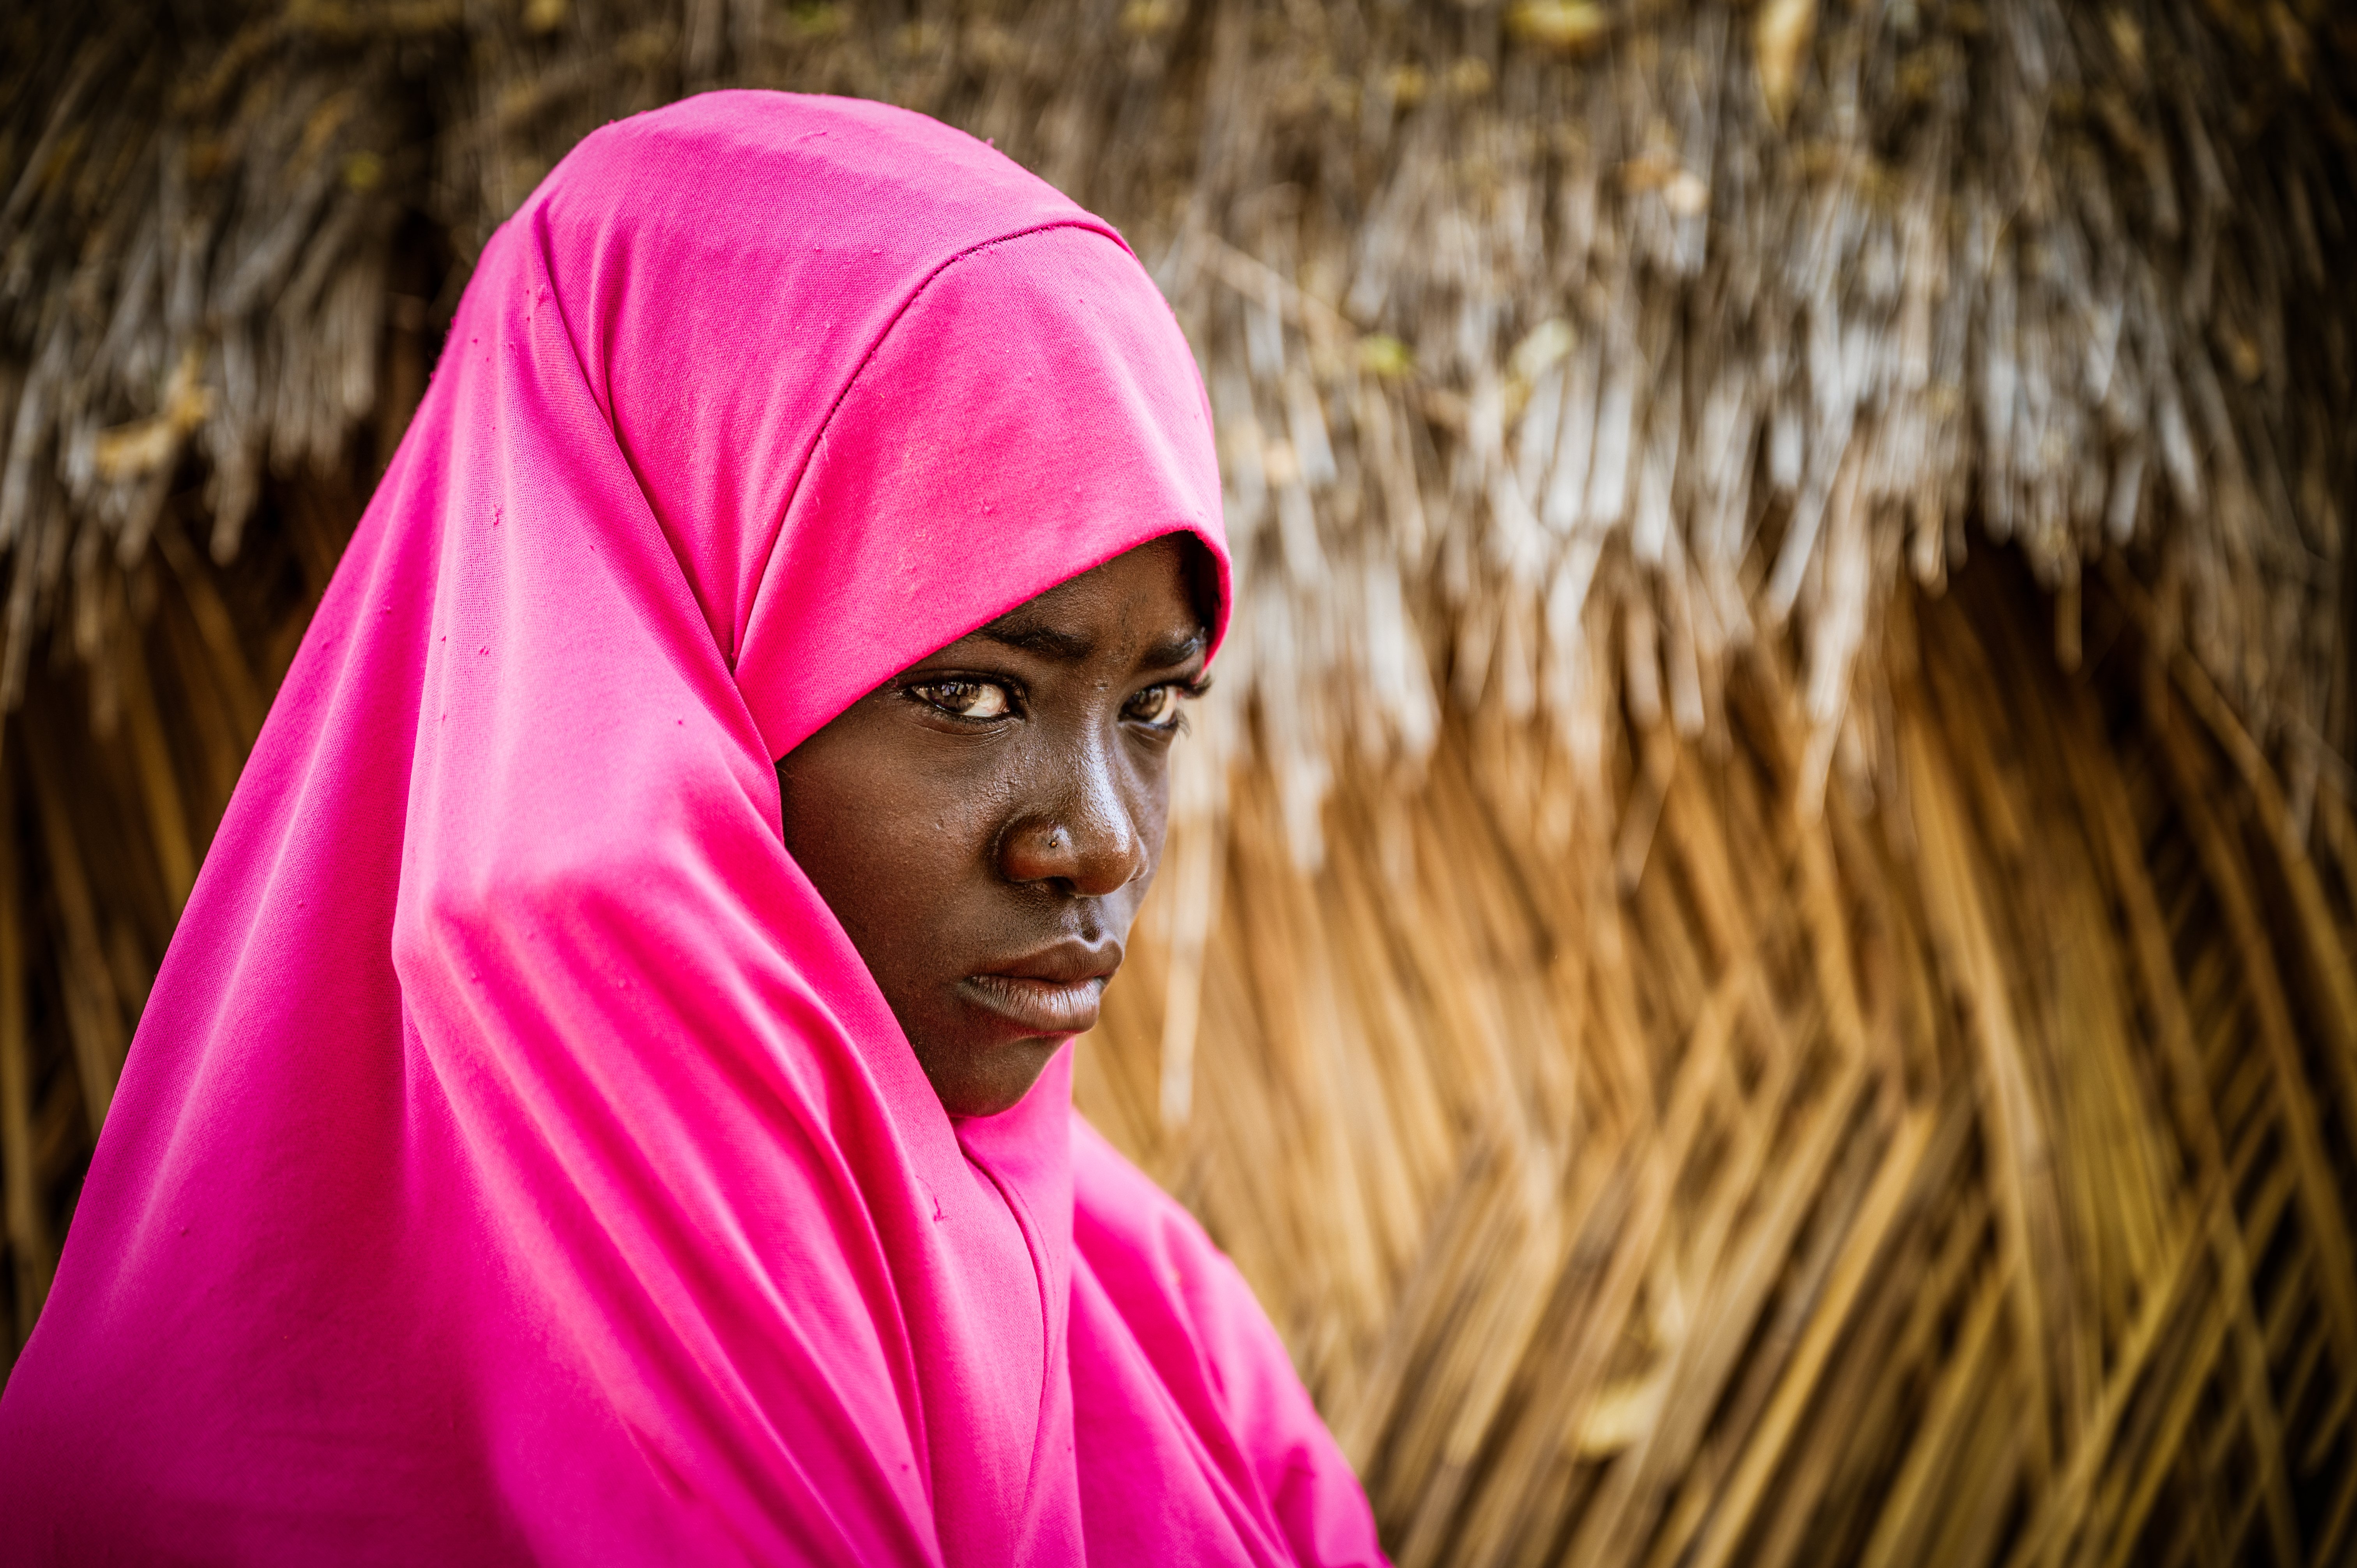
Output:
[913, 680, 1014, 720]
[1124, 684, 1185, 728]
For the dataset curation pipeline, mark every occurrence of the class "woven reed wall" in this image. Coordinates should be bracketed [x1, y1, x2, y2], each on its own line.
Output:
[4, 1, 2355, 1562]
[1094, 550, 2357, 1564]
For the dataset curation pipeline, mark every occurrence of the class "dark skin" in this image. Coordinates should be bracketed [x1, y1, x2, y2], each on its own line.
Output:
[776, 536, 1210, 1118]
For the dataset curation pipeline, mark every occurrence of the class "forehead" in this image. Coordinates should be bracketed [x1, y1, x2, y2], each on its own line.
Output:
[973, 538, 1204, 659]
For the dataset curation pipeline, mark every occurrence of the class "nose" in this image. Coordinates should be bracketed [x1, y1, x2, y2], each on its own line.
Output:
[997, 738, 1147, 897]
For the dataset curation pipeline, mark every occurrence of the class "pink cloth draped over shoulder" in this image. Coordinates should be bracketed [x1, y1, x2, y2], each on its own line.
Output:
[0, 92, 1384, 1566]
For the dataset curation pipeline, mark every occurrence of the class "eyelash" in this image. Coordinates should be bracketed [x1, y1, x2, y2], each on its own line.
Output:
[907, 678, 1018, 722]
[904, 675, 1209, 731]
[1127, 675, 1211, 733]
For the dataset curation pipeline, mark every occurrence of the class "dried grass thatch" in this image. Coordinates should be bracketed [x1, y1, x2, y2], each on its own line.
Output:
[1097, 546, 2357, 1564]
[4, 1, 2356, 1562]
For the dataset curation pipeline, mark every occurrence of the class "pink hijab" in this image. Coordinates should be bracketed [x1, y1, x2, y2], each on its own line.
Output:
[0, 92, 1382, 1566]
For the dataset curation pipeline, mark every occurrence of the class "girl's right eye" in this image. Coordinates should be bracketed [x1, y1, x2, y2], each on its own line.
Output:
[910, 679, 1015, 720]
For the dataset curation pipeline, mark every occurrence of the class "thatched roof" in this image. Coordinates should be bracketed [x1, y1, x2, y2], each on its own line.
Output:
[4, 1, 2356, 1562]
[4, 0, 2357, 811]
[7, 0, 2353, 813]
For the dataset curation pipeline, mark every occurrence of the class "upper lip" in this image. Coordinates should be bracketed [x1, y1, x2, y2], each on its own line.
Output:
[975, 939, 1122, 985]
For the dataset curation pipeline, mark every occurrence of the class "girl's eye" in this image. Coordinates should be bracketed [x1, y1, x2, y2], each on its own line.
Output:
[913, 680, 1014, 720]
[1125, 684, 1184, 728]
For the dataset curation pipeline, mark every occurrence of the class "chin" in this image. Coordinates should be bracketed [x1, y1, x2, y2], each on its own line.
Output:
[926, 1035, 1065, 1119]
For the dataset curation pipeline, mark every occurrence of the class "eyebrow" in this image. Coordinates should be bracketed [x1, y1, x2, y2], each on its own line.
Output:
[970, 620, 1207, 669]
[974, 621, 1096, 661]
[1140, 629, 1209, 669]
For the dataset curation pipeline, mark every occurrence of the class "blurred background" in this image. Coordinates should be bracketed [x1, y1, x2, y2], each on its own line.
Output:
[4, 1, 2356, 1562]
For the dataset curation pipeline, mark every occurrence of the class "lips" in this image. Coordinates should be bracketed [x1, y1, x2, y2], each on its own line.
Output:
[962, 941, 1120, 1035]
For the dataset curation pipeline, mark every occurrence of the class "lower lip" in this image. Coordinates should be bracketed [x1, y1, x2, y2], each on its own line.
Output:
[961, 974, 1109, 1035]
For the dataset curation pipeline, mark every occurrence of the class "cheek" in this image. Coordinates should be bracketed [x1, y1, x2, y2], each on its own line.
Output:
[872, 784, 1002, 907]
[1117, 751, 1175, 889]
[1127, 737, 1175, 826]
[777, 735, 1000, 944]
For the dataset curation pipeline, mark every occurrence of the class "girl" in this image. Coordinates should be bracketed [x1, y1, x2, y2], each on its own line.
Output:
[0, 92, 1382, 1566]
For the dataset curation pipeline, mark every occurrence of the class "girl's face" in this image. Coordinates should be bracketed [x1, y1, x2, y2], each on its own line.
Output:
[776, 536, 1209, 1118]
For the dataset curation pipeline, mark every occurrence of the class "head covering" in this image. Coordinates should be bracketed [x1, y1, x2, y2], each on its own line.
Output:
[0, 92, 1380, 1564]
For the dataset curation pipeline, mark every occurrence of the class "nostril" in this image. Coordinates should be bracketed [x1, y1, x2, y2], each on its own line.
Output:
[999, 818, 1077, 887]
[999, 811, 1143, 895]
